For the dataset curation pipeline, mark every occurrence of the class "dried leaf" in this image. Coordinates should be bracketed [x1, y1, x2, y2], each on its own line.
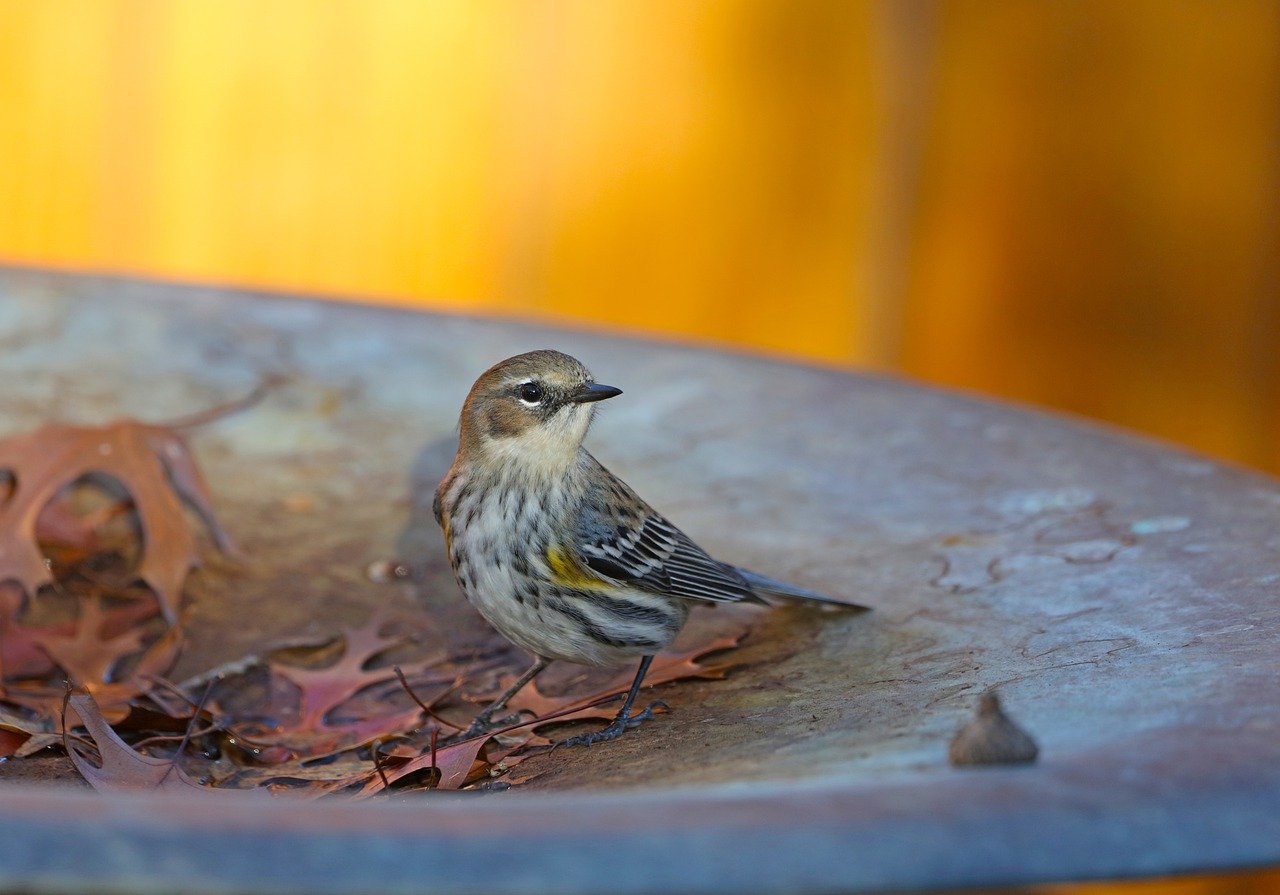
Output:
[1, 593, 159, 680]
[8, 592, 757, 797]
[506, 629, 748, 728]
[85, 623, 186, 712]
[65, 691, 209, 792]
[32, 493, 117, 553]
[353, 736, 490, 797]
[216, 617, 751, 796]
[0, 707, 50, 757]
[205, 755, 375, 797]
[232, 613, 450, 760]
[0, 420, 231, 622]
[271, 614, 413, 732]
[4, 624, 184, 724]
[0, 726, 27, 757]
[32, 596, 147, 687]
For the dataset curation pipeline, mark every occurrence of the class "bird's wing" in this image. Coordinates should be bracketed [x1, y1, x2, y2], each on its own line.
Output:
[570, 466, 763, 605]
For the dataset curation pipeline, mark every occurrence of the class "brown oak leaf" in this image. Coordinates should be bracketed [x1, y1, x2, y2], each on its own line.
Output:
[231, 613, 451, 761]
[0, 420, 232, 622]
[353, 735, 491, 796]
[272, 614, 416, 732]
[366, 627, 749, 792]
[32, 493, 120, 554]
[65, 691, 211, 793]
[0, 593, 160, 681]
[505, 629, 748, 728]
[32, 596, 149, 687]
[0, 726, 27, 758]
[5, 624, 184, 725]
[0, 707, 43, 757]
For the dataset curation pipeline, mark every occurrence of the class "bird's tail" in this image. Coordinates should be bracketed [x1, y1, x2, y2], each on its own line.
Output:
[733, 566, 870, 611]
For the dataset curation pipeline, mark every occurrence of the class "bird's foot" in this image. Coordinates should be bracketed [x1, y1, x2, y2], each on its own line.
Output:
[557, 700, 669, 748]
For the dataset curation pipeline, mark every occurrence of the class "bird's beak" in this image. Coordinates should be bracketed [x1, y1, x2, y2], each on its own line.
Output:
[569, 383, 623, 404]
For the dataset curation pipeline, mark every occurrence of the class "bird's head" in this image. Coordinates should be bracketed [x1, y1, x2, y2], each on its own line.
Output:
[457, 349, 621, 472]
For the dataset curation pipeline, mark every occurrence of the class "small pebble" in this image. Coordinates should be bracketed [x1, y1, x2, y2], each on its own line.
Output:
[948, 691, 1039, 767]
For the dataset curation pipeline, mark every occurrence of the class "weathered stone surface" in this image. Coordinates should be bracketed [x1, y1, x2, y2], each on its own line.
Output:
[0, 269, 1277, 893]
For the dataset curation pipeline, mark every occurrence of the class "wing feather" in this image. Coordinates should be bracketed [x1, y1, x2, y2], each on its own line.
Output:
[573, 464, 763, 605]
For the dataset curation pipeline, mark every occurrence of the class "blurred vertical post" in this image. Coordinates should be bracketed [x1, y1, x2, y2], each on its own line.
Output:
[856, 0, 936, 369]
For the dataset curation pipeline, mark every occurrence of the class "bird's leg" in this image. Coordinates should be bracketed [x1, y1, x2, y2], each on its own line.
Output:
[460, 655, 551, 740]
[559, 654, 666, 747]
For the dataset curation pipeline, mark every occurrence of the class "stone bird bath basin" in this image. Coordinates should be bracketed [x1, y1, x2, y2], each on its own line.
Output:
[0, 269, 1277, 893]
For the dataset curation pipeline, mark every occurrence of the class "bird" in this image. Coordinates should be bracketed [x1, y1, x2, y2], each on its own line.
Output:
[434, 349, 864, 746]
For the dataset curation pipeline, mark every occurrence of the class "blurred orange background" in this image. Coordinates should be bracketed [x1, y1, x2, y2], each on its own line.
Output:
[0, 0, 1277, 481]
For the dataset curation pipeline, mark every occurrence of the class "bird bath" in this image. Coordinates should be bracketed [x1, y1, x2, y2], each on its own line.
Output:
[0, 268, 1277, 893]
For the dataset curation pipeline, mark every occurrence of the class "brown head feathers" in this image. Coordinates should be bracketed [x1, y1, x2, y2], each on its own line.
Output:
[455, 350, 619, 462]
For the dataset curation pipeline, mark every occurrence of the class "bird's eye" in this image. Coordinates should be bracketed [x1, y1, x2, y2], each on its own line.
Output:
[517, 382, 544, 403]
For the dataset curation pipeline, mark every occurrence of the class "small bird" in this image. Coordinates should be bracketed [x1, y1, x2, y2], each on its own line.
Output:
[434, 350, 862, 746]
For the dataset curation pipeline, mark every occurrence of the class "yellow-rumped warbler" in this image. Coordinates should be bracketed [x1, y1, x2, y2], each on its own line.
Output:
[434, 350, 861, 745]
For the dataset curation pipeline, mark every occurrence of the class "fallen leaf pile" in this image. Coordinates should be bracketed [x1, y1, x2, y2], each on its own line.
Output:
[1, 419, 231, 759]
[50, 609, 748, 797]
[0, 418, 755, 796]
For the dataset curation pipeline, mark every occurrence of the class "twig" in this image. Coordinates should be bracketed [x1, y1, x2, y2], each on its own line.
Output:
[158, 681, 213, 785]
[138, 674, 203, 717]
[371, 739, 391, 790]
[393, 665, 466, 732]
[160, 374, 288, 431]
[446, 689, 627, 747]
[429, 728, 439, 788]
[58, 684, 71, 753]
[0, 601, 9, 697]
[132, 724, 222, 751]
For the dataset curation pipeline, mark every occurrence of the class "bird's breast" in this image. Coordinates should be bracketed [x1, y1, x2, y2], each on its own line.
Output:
[441, 469, 676, 665]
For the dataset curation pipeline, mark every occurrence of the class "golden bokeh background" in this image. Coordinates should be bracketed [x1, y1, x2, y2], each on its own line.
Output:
[1, 3, 1279, 891]
[1, 0, 1277, 477]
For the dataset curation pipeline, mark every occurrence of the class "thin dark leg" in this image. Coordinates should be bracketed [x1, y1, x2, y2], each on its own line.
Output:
[460, 655, 551, 739]
[559, 655, 667, 747]
[612, 654, 655, 723]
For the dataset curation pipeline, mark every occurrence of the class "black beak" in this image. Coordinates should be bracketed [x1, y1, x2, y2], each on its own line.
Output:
[569, 383, 623, 404]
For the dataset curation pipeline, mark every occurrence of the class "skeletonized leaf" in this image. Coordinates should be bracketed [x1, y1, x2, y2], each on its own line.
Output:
[1, 593, 159, 680]
[271, 613, 413, 733]
[233, 613, 450, 761]
[6, 624, 184, 725]
[0, 420, 231, 622]
[33, 596, 147, 688]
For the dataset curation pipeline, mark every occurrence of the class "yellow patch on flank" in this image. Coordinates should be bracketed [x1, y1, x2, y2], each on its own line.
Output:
[546, 545, 609, 591]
